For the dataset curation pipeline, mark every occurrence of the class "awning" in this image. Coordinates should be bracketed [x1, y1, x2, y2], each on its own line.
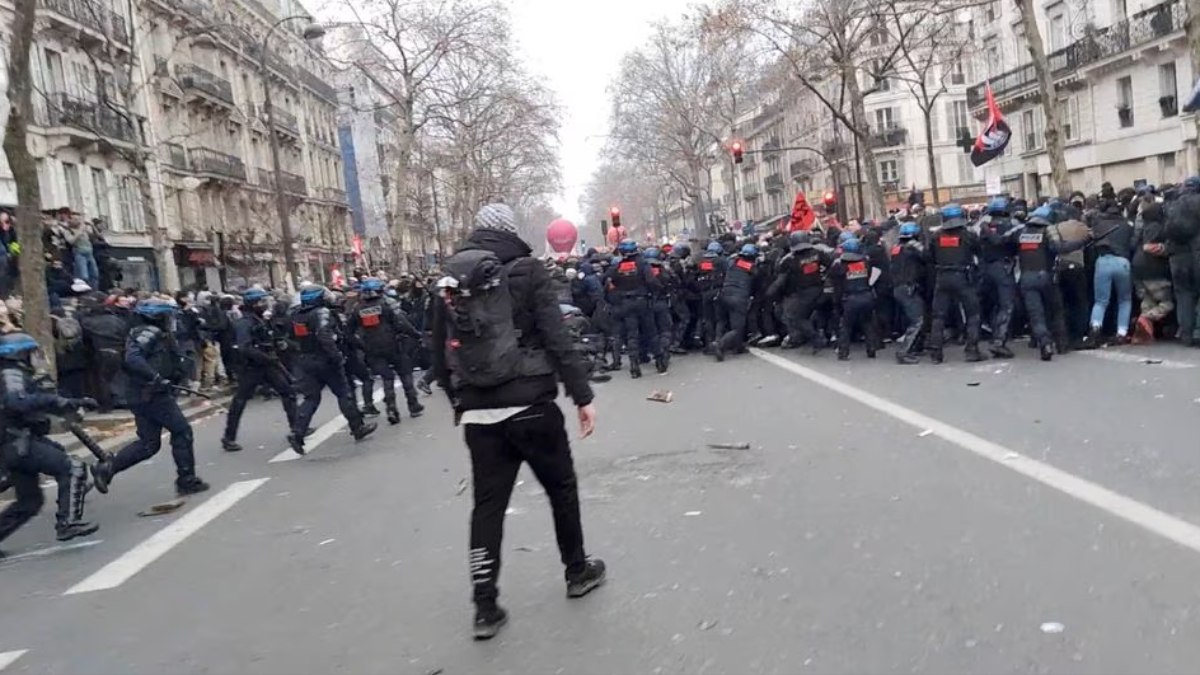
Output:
[174, 243, 217, 267]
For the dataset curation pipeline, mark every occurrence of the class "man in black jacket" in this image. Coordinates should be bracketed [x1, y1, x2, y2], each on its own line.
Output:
[432, 203, 605, 641]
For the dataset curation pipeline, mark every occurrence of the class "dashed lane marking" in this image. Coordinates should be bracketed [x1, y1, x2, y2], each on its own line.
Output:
[269, 389, 386, 463]
[0, 650, 28, 671]
[63, 478, 269, 595]
[1075, 348, 1196, 369]
[752, 348, 1200, 557]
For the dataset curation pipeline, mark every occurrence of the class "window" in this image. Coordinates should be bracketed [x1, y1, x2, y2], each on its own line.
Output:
[1114, 0, 1127, 20]
[985, 1, 997, 23]
[70, 62, 93, 99]
[1013, 22, 1028, 61]
[42, 49, 65, 94]
[872, 59, 890, 92]
[62, 163, 84, 212]
[879, 159, 898, 183]
[1021, 108, 1044, 151]
[1159, 62, 1178, 117]
[957, 154, 976, 185]
[950, 100, 970, 139]
[1117, 76, 1134, 127]
[90, 167, 109, 221]
[1060, 95, 1080, 141]
[984, 37, 1001, 77]
[116, 176, 143, 232]
[868, 24, 887, 47]
[874, 107, 897, 130]
[949, 61, 966, 86]
[1049, 13, 1067, 51]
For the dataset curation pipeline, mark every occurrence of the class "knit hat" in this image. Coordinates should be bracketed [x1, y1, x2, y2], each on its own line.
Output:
[473, 203, 517, 235]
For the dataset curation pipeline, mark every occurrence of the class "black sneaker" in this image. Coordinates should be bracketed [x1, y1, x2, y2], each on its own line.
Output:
[895, 353, 919, 365]
[304, 427, 317, 438]
[712, 342, 725, 363]
[964, 350, 987, 363]
[56, 521, 99, 542]
[90, 461, 113, 495]
[990, 345, 1014, 359]
[473, 604, 508, 641]
[929, 349, 944, 364]
[288, 433, 306, 456]
[352, 422, 377, 441]
[386, 408, 400, 425]
[566, 559, 607, 598]
[1040, 342, 1054, 361]
[176, 476, 211, 496]
[361, 404, 381, 417]
[417, 380, 433, 396]
[837, 352, 849, 361]
[221, 438, 242, 452]
[629, 364, 642, 379]
[408, 403, 425, 418]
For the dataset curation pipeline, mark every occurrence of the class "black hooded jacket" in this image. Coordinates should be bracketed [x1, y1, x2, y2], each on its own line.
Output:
[431, 229, 594, 412]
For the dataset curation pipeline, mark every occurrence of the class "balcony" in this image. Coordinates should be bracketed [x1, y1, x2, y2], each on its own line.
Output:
[39, 0, 130, 46]
[740, 157, 758, 172]
[162, 142, 189, 171]
[761, 137, 782, 157]
[265, 106, 301, 139]
[821, 138, 849, 159]
[260, 169, 307, 196]
[790, 158, 817, 177]
[300, 67, 338, 104]
[872, 126, 907, 148]
[743, 186, 762, 201]
[177, 63, 235, 108]
[322, 186, 348, 204]
[36, 93, 140, 145]
[764, 173, 785, 192]
[190, 147, 246, 181]
[967, 0, 1185, 109]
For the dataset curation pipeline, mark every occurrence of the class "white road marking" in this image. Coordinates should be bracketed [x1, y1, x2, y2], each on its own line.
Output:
[63, 478, 269, 595]
[0, 540, 102, 566]
[752, 348, 1200, 556]
[1075, 349, 1196, 369]
[0, 650, 27, 671]
[269, 389, 386, 463]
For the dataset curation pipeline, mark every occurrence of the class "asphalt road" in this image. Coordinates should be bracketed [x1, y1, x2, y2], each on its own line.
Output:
[1, 341, 1199, 674]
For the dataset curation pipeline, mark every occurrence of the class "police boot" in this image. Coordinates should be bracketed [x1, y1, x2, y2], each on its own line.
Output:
[90, 459, 114, 495]
[964, 346, 987, 363]
[629, 362, 643, 379]
[929, 348, 944, 364]
[1039, 340, 1054, 362]
[895, 352, 920, 365]
[176, 475, 211, 497]
[837, 349, 850, 361]
[387, 406, 401, 425]
[287, 432, 307, 456]
[711, 341, 725, 363]
[654, 353, 668, 374]
[990, 343, 1014, 359]
[352, 421, 378, 441]
[408, 402, 425, 418]
[1085, 327, 1104, 349]
[221, 438, 243, 452]
[56, 520, 99, 542]
[361, 402, 382, 417]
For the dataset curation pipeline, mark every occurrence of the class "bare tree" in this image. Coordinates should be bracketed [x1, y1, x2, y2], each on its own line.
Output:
[582, 160, 666, 244]
[3, 0, 54, 367]
[1015, 0, 1071, 196]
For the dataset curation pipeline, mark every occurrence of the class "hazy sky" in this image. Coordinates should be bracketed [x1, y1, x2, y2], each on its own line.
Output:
[507, 0, 692, 224]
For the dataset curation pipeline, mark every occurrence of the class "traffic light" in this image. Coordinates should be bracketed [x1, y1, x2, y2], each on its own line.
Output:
[610, 206, 622, 231]
[730, 141, 744, 164]
[822, 190, 837, 209]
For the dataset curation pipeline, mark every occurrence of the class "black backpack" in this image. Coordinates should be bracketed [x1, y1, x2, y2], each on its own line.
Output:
[441, 249, 551, 389]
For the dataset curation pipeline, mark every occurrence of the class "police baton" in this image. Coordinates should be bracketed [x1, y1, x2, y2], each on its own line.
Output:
[59, 409, 113, 463]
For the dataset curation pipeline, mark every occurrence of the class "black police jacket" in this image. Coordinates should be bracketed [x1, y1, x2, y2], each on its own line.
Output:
[291, 306, 343, 364]
[124, 320, 183, 397]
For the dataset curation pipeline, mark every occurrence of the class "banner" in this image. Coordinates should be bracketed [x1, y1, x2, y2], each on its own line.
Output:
[971, 83, 1012, 167]
[786, 192, 816, 232]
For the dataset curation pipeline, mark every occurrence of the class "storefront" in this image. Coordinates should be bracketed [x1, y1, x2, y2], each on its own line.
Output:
[224, 249, 278, 290]
[104, 246, 160, 291]
[174, 242, 221, 291]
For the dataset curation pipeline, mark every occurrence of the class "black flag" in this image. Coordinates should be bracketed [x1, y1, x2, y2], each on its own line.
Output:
[971, 83, 1011, 167]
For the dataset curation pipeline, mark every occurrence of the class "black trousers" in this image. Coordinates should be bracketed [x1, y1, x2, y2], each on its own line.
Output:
[91, 348, 123, 412]
[113, 394, 196, 479]
[0, 437, 79, 543]
[295, 358, 364, 435]
[980, 260, 1016, 346]
[343, 350, 374, 407]
[931, 271, 981, 351]
[465, 402, 586, 604]
[365, 350, 420, 413]
[717, 295, 750, 352]
[838, 292, 877, 356]
[699, 295, 720, 348]
[782, 286, 822, 345]
[1056, 264, 1091, 343]
[224, 363, 297, 441]
[649, 298, 673, 354]
[1020, 270, 1067, 348]
[893, 284, 925, 356]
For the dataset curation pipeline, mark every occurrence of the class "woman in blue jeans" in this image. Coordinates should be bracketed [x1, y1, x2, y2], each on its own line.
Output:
[1089, 202, 1136, 344]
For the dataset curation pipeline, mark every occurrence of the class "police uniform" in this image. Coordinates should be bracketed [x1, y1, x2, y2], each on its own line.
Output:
[890, 232, 928, 363]
[979, 207, 1020, 358]
[925, 208, 985, 362]
[350, 283, 425, 424]
[714, 247, 760, 360]
[693, 248, 726, 353]
[604, 246, 663, 378]
[1016, 211, 1079, 360]
[771, 235, 829, 349]
[222, 295, 298, 451]
[829, 246, 876, 360]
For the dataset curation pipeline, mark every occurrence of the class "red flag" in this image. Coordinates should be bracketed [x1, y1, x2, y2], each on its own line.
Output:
[786, 192, 816, 232]
[971, 83, 1012, 167]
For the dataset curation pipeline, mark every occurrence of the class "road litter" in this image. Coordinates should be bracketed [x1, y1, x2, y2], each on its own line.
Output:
[707, 442, 751, 450]
[1002, 452, 1020, 461]
[698, 619, 719, 631]
[318, 538, 336, 546]
[966, 381, 981, 387]
[455, 478, 468, 496]
[647, 390, 673, 403]
[1040, 621, 1065, 634]
[514, 545, 538, 553]
[1143, 359, 1164, 365]
[137, 499, 185, 517]
[683, 511, 702, 517]
[918, 429, 934, 437]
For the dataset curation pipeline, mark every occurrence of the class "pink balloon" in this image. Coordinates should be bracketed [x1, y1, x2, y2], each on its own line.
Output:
[546, 218, 578, 253]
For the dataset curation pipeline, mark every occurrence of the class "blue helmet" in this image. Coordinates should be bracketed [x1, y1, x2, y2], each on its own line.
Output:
[673, 244, 691, 259]
[840, 236, 862, 253]
[0, 332, 40, 363]
[986, 197, 1009, 215]
[899, 222, 921, 238]
[643, 247, 661, 260]
[300, 285, 328, 307]
[941, 203, 965, 220]
[617, 238, 638, 255]
[706, 241, 723, 254]
[739, 243, 758, 258]
[360, 278, 385, 293]
[837, 230, 856, 245]
[1028, 205, 1054, 225]
[242, 288, 270, 304]
[135, 297, 176, 318]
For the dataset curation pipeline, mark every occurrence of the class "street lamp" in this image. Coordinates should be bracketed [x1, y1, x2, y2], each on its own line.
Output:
[261, 17, 326, 291]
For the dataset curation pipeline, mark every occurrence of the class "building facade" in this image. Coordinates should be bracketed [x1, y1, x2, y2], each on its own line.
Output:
[966, 0, 1194, 198]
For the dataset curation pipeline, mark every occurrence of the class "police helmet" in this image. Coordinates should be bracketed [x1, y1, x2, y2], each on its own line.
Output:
[0, 332, 41, 365]
[673, 244, 692, 259]
[837, 230, 856, 246]
[1028, 205, 1054, 226]
[840, 236, 862, 253]
[705, 241, 723, 254]
[788, 231, 813, 252]
[359, 278, 386, 298]
[940, 203, 967, 228]
[300, 285, 328, 307]
[986, 197, 1009, 216]
[135, 297, 177, 318]
[739, 243, 759, 258]
[242, 288, 270, 304]
[643, 247, 661, 260]
[899, 222, 921, 239]
[617, 238, 638, 255]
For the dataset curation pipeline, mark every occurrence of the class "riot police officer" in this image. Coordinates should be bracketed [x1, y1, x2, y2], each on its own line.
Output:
[713, 243, 760, 361]
[890, 222, 927, 364]
[643, 247, 675, 369]
[925, 203, 986, 363]
[1016, 206, 1084, 361]
[221, 288, 298, 452]
[349, 278, 424, 425]
[829, 236, 877, 360]
[771, 231, 829, 350]
[695, 242, 726, 354]
[979, 197, 1019, 359]
[604, 239, 664, 378]
[666, 245, 696, 353]
[334, 290, 378, 417]
[0, 333, 98, 550]
[288, 285, 377, 455]
[92, 298, 210, 496]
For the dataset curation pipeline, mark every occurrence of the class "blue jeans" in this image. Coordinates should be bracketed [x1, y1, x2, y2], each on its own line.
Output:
[73, 251, 98, 288]
[1091, 254, 1132, 334]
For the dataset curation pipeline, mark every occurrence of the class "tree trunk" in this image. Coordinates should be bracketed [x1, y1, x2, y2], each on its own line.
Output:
[1016, 0, 1071, 197]
[1187, 0, 1200, 171]
[135, 166, 173, 291]
[843, 65, 886, 219]
[4, 0, 55, 372]
[923, 103, 940, 206]
[392, 100, 416, 263]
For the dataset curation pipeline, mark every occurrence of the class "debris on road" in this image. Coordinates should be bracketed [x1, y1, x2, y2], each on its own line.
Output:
[918, 429, 934, 437]
[647, 390, 673, 403]
[318, 538, 336, 546]
[684, 511, 702, 517]
[1040, 621, 1065, 634]
[698, 619, 719, 631]
[1143, 359, 1164, 365]
[966, 381, 981, 387]
[137, 499, 185, 517]
[707, 442, 751, 450]
[514, 545, 538, 552]
[455, 478, 468, 496]
[1003, 452, 1020, 461]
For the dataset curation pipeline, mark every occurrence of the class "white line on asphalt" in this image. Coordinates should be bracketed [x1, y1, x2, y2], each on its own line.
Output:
[0, 540, 102, 567]
[63, 478, 269, 595]
[1075, 349, 1196, 369]
[269, 388, 386, 463]
[751, 348, 1200, 556]
[0, 650, 27, 671]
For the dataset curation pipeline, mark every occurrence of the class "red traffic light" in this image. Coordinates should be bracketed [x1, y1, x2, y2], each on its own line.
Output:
[822, 190, 837, 206]
[610, 207, 622, 230]
[730, 141, 744, 164]
[610, 206, 620, 216]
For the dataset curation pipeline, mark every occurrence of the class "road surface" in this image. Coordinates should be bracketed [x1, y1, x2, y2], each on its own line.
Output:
[0, 343, 1198, 674]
